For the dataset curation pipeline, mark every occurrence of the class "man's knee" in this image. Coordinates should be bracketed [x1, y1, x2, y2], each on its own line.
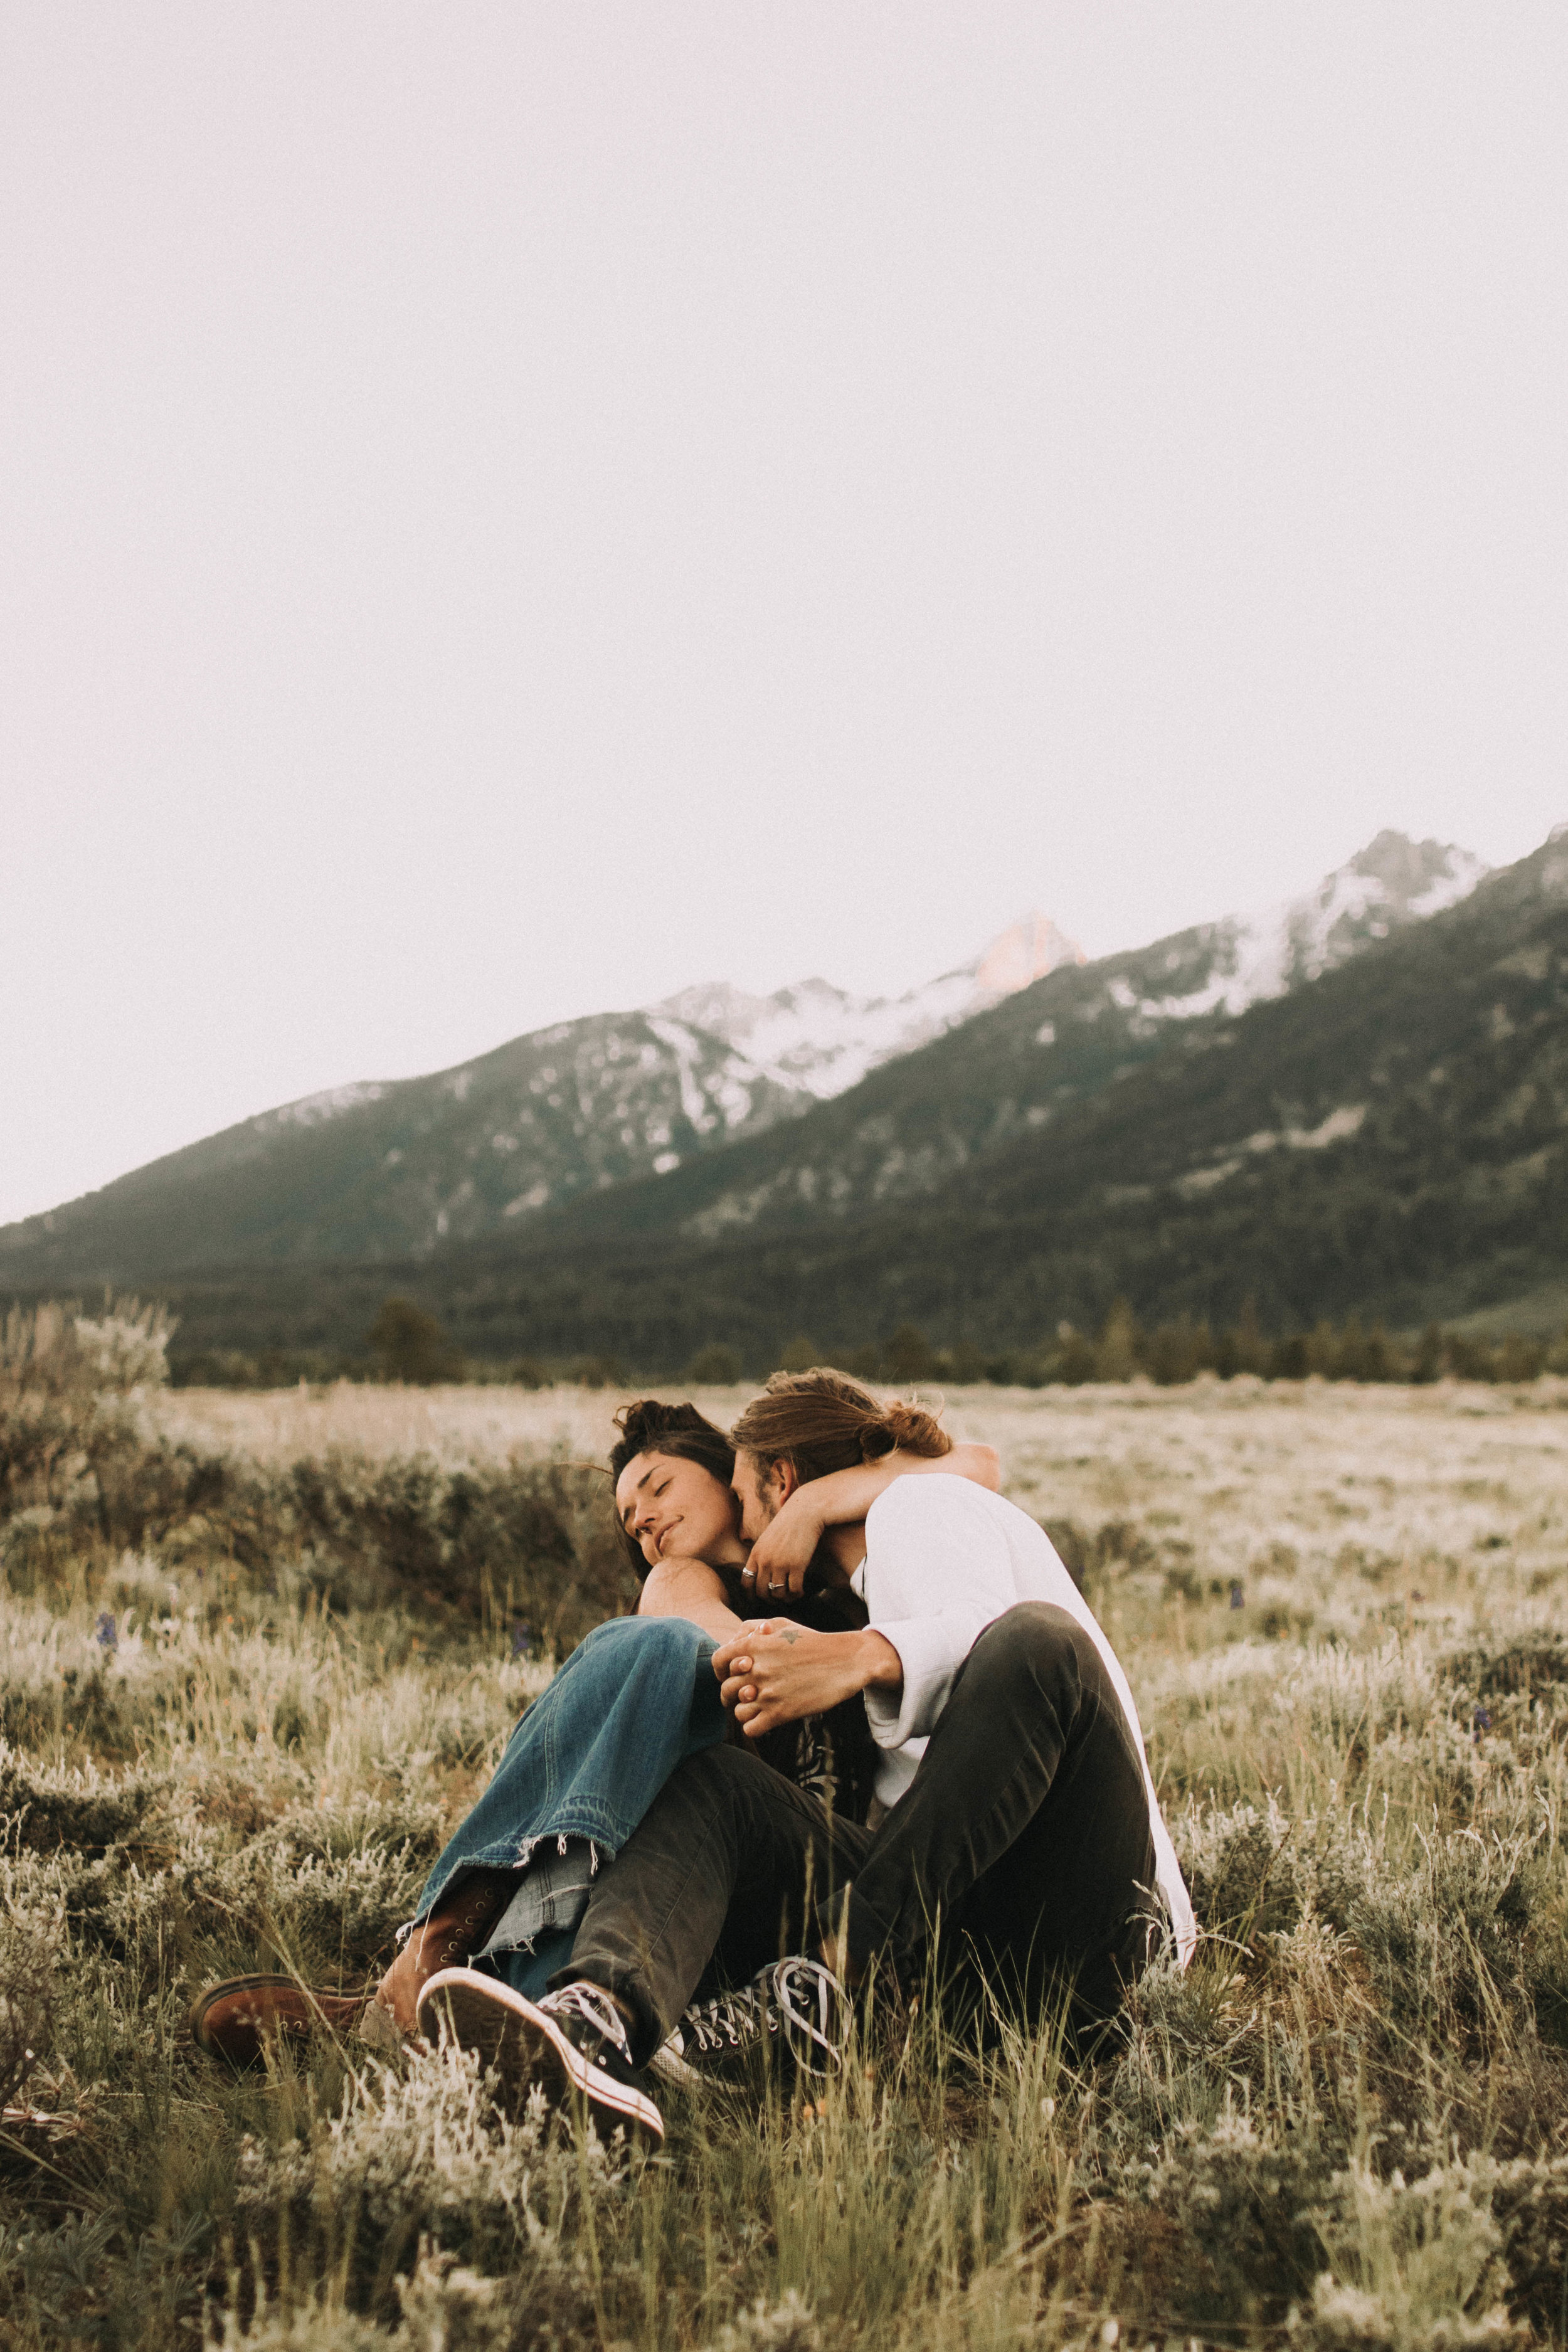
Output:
[967, 1602, 1087, 1698]
[670, 1741, 748, 1796]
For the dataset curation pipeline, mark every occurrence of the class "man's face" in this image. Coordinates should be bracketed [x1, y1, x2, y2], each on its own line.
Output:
[731, 1448, 786, 1542]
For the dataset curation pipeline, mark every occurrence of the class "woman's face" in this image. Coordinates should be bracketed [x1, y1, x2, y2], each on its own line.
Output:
[613, 1449, 744, 1572]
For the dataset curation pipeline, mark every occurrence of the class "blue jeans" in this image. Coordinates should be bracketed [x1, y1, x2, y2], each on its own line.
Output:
[409, 1613, 726, 2001]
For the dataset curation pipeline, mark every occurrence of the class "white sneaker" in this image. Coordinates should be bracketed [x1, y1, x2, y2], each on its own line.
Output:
[416, 1968, 664, 2146]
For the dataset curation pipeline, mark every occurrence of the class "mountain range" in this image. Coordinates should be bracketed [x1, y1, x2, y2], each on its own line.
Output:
[0, 913, 1086, 1279]
[553, 830, 1488, 1252]
[11, 823, 1561, 1371]
[401, 823, 1568, 1369]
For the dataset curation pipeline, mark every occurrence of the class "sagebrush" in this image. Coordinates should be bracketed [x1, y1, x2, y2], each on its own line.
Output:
[3, 1308, 1568, 2350]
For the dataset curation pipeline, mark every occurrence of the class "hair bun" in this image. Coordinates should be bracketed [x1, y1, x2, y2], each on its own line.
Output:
[731, 1366, 951, 1483]
[869, 1398, 947, 1459]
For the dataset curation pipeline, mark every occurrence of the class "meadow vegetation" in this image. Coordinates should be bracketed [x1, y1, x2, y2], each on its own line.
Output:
[4, 1305, 1568, 2349]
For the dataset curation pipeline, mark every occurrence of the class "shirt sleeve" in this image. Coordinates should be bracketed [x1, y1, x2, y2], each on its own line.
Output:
[859, 1477, 1019, 1748]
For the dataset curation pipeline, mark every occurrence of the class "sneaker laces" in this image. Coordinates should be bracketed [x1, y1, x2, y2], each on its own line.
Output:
[770, 1956, 847, 2079]
[539, 1981, 635, 2065]
[677, 1957, 847, 2080]
[679, 1980, 778, 2059]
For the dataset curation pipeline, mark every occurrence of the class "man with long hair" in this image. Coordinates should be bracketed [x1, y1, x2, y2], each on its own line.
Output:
[417, 1369, 1192, 2126]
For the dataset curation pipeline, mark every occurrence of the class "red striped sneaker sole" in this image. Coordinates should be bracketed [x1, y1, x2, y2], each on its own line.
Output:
[416, 1968, 664, 2148]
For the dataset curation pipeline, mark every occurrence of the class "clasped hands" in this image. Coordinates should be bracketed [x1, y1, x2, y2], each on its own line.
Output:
[712, 1621, 901, 1738]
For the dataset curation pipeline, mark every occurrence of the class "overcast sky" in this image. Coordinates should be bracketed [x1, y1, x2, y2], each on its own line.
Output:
[3, 4, 1564, 1226]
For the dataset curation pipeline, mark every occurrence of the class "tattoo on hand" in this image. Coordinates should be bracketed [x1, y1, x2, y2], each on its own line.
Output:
[778, 1627, 802, 1646]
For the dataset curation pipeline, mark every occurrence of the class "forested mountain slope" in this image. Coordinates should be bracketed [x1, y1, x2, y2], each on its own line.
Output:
[0, 913, 1083, 1283]
[0, 1010, 807, 1280]
[99, 828, 1564, 1370]
[432, 824, 1565, 1362]
[516, 830, 1486, 1253]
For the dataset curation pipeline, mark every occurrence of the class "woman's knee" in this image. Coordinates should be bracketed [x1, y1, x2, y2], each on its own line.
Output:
[582, 1613, 712, 1669]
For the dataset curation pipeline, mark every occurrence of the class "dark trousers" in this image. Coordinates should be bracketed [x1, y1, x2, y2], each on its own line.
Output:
[565, 1603, 1160, 2065]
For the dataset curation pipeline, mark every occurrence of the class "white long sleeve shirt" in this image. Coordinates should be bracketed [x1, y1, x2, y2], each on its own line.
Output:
[848, 1474, 1195, 1965]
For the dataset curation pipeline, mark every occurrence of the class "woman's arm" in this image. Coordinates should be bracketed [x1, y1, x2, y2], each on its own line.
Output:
[744, 1441, 1002, 1597]
[638, 1556, 745, 1644]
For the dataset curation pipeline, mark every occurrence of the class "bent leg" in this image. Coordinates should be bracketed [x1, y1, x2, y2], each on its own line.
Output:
[563, 1744, 872, 2064]
[384, 1615, 723, 2030]
[847, 1603, 1157, 2022]
[409, 1614, 723, 1922]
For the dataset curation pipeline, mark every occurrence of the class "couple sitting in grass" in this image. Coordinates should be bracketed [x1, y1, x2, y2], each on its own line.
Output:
[192, 1367, 1194, 2148]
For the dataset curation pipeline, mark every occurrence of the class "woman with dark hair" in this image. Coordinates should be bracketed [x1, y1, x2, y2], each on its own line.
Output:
[610, 1393, 998, 1823]
[406, 1367, 1195, 2149]
[189, 1386, 998, 2130]
[604, 1399, 875, 1813]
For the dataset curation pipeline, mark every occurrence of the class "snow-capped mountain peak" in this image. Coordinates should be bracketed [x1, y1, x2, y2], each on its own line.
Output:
[1140, 832, 1488, 1022]
[657, 912, 1085, 1102]
[974, 913, 1086, 997]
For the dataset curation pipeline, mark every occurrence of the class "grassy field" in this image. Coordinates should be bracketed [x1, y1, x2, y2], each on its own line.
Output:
[6, 1331, 1568, 2350]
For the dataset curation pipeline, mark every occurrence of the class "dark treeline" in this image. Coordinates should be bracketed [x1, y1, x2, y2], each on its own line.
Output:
[172, 1293, 629, 1392]
[686, 1302, 1568, 1389]
[167, 1290, 1568, 1391]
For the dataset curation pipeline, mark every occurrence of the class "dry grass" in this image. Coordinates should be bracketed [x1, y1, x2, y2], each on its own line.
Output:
[153, 1380, 632, 1470]
[159, 1370, 1568, 1594]
[6, 1356, 1568, 2351]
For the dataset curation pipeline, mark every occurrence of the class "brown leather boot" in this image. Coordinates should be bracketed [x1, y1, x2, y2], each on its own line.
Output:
[188, 1974, 368, 2068]
[374, 1868, 517, 2036]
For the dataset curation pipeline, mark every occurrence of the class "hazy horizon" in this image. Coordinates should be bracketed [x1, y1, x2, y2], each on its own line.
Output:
[5, 7, 1565, 1223]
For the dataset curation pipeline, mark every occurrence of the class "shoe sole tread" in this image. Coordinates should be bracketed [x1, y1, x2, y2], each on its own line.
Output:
[418, 1969, 663, 2147]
